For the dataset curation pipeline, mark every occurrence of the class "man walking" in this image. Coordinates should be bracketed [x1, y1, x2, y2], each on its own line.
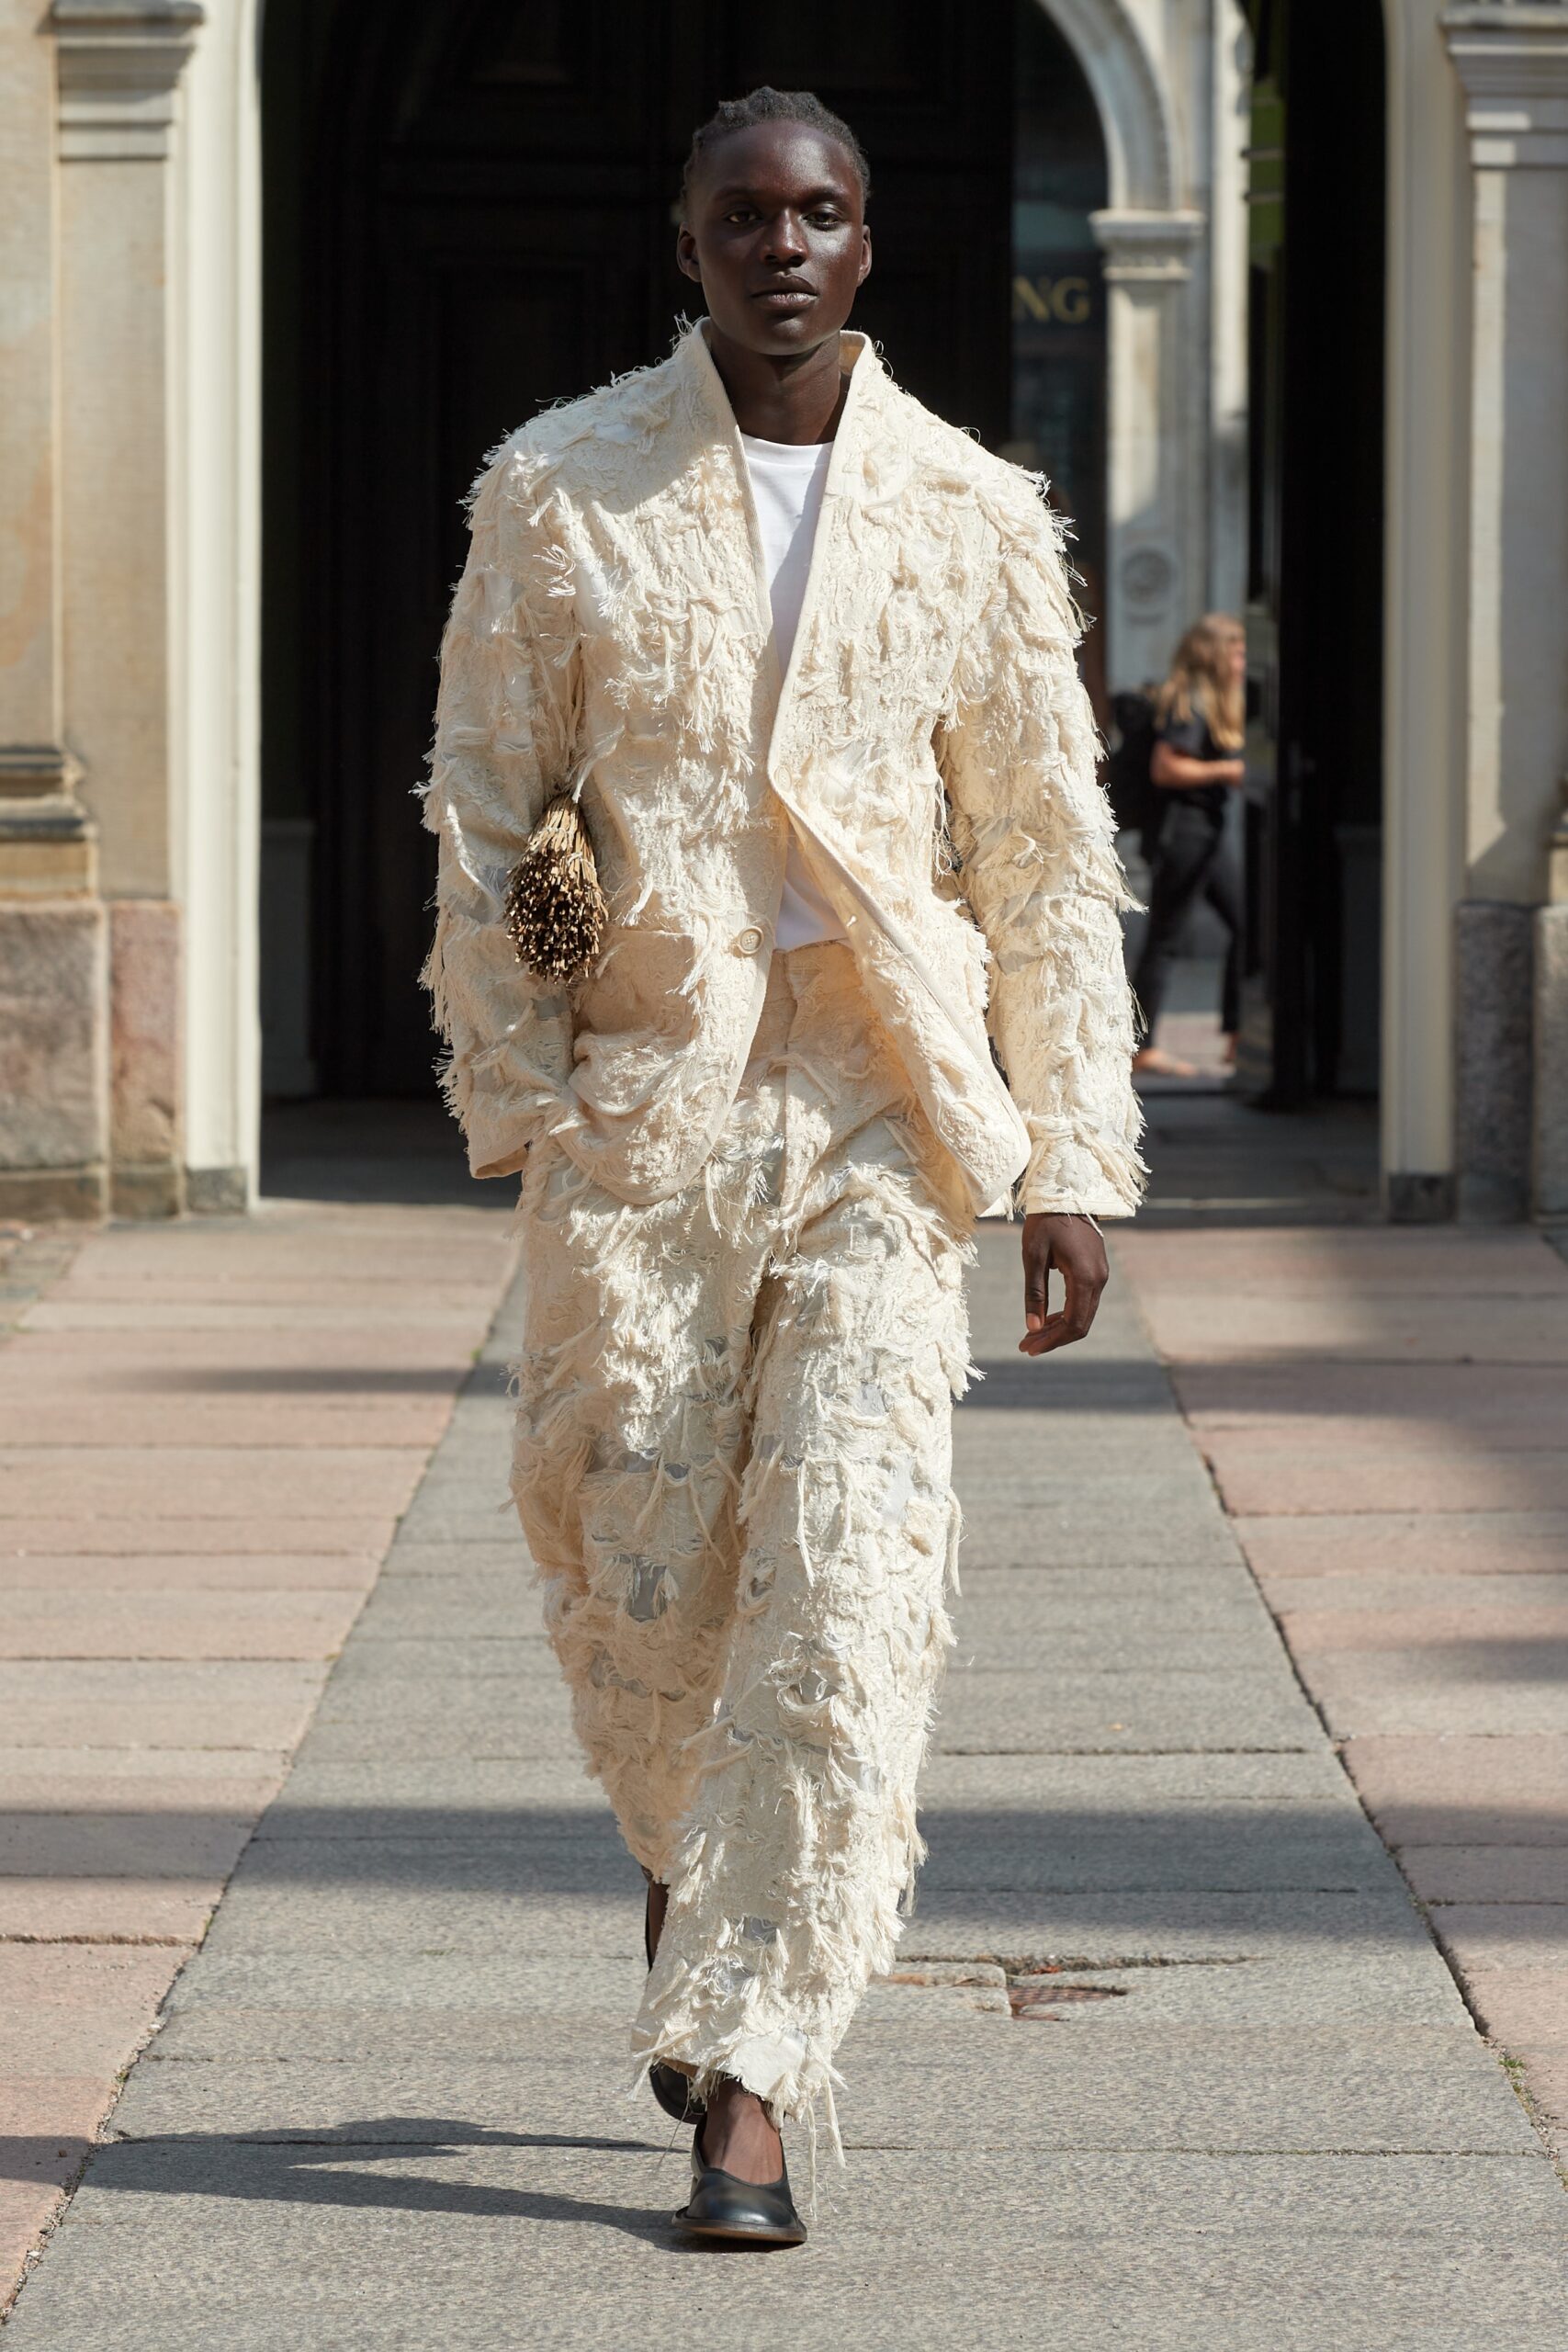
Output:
[423, 86, 1143, 2245]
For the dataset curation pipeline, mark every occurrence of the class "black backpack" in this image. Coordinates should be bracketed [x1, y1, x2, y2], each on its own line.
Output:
[1105, 689, 1158, 846]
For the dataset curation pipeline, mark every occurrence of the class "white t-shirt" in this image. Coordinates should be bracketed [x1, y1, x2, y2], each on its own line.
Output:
[740, 432, 845, 951]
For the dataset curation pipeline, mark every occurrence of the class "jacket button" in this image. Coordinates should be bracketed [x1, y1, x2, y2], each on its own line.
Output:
[734, 925, 765, 956]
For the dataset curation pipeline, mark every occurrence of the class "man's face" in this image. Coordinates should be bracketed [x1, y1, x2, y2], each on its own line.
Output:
[677, 121, 871, 356]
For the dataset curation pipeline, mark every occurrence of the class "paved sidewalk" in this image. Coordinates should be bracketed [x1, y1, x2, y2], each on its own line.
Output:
[1119, 1224, 1568, 2167]
[4, 1222, 1563, 2348]
[0, 1199, 516, 2312]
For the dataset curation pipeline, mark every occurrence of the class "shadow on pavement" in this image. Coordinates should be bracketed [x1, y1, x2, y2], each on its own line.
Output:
[0, 2124, 675, 2240]
[261, 1100, 509, 1210]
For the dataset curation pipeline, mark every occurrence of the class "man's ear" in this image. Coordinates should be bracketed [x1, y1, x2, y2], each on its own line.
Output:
[676, 227, 703, 287]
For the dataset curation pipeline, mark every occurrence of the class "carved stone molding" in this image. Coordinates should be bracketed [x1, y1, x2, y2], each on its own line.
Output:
[51, 0, 205, 163]
[1036, 0, 1179, 212]
[0, 744, 84, 801]
[1442, 6, 1568, 167]
[1090, 209, 1205, 287]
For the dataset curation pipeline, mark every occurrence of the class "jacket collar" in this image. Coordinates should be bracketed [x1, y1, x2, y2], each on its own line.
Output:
[678, 320, 886, 716]
[677, 315, 886, 459]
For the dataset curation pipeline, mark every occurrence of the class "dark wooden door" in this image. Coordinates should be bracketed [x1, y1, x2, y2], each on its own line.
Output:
[265, 0, 1013, 1099]
[1238, 0, 1386, 1105]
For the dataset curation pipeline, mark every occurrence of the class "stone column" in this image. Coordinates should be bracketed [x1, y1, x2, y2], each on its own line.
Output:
[1090, 207, 1205, 690]
[1537, 778, 1568, 1216]
[1442, 4, 1568, 1219]
[0, 2, 106, 1219]
[51, 0, 203, 1216]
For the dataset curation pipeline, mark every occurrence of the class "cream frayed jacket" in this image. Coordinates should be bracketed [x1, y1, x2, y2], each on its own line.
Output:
[423, 321, 1145, 1218]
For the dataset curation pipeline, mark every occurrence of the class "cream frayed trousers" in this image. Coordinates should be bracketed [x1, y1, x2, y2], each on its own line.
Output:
[511, 944, 974, 2132]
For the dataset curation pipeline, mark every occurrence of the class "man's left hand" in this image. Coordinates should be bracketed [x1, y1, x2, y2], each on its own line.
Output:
[1020, 1212, 1109, 1356]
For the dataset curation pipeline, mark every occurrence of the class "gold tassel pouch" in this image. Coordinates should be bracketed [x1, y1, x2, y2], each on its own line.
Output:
[503, 790, 607, 983]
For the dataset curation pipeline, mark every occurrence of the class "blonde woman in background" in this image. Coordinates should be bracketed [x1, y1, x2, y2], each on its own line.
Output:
[1130, 614, 1247, 1079]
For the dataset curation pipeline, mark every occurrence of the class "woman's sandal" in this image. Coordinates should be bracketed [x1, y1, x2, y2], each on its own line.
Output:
[673, 2117, 807, 2249]
[643, 1876, 705, 2127]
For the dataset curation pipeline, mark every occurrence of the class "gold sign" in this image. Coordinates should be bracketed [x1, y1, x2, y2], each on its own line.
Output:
[1011, 274, 1094, 326]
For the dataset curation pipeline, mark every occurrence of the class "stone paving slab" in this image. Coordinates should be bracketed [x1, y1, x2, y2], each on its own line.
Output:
[1126, 1294, 1568, 1365]
[1117, 1227, 1568, 1296]
[0, 1881, 225, 1942]
[1204, 1442, 1568, 1515]
[0, 1449, 430, 1520]
[4, 2152, 1562, 2352]
[1265, 1571, 1568, 1614]
[1430, 1908, 1568, 1972]
[1172, 1359, 1568, 1442]
[1281, 1601, 1568, 1652]
[932, 1665, 1313, 1752]
[0, 1401, 456, 1449]
[0, 1815, 259, 1881]
[91, 2023, 1540, 2157]
[1397, 1847, 1568, 1903]
[1117, 1222, 1568, 2172]
[7, 1221, 1563, 2346]
[0, 1592, 368, 1660]
[0, 1199, 516, 2317]
[1234, 1509, 1568, 1578]
[0, 1553, 384, 1593]
[1342, 1733, 1568, 1846]
[1302, 1655, 1568, 1738]
[0, 1518, 400, 1558]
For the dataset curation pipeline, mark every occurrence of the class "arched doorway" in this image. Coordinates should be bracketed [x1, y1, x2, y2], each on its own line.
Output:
[1239, 0, 1386, 1110]
[259, 2, 1111, 1102]
[1009, 3, 1110, 714]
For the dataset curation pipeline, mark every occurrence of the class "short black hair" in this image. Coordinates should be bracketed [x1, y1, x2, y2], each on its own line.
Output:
[680, 85, 871, 213]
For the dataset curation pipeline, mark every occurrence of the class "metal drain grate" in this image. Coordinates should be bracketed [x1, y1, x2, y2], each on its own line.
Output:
[1008, 1970, 1129, 2021]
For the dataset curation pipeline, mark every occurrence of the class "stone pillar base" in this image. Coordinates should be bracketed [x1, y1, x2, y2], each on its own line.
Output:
[1535, 902, 1568, 1220]
[186, 1165, 249, 1216]
[1385, 1171, 1456, 1225]
[0, 1165, 106, 1221]
[1454, 899, 1534, 1222]
[0, 895, 107, 1211]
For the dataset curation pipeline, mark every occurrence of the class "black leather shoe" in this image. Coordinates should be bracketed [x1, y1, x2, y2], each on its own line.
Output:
[673, 2120, 807, 2248]
[643, 1876, 705, 2127]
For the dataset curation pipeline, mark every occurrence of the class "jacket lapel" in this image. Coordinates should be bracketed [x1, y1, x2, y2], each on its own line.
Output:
[679, 319, 883, 751]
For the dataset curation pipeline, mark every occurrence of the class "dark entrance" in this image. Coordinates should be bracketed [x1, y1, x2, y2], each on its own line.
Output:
[1239, 0, 1386, 1105]
[1010, 2, 1109, 718]
[260, 3, 1109, 1101]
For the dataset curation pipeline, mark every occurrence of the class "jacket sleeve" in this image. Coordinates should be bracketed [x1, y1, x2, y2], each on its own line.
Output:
[938, 494, 1145, 1217]
[422, 449, 581, 1180]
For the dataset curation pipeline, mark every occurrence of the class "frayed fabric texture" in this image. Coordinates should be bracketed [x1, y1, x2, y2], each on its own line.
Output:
[512, 947, 974, 2149]
[423, 318, 1145, 1220]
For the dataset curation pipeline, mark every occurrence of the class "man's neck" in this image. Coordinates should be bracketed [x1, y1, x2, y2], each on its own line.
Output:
[705, 326, 848, 446]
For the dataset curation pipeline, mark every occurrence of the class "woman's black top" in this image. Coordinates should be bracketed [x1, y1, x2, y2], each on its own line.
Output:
[1154, 711, 1233, 819]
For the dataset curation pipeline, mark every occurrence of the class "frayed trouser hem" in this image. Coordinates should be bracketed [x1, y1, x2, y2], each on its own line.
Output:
[630, 2032, 848, 2199]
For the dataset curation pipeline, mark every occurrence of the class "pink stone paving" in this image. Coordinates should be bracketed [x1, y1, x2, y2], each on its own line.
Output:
[1341, 1734, 1568, 1845]
[0, 1590, 368, 1660]
[1201, 1440, 1568, 1516]
[1115, 1221, 1568, 2162]
[0, 1400, 454, 1448]
[1171, 1361, 1568, 1445]
[0, 1518, 400, 1555]
[0, 1197, 516, 2315]
[1231, 1511, 1568, 1579]
[0, 1554, 382, 1591]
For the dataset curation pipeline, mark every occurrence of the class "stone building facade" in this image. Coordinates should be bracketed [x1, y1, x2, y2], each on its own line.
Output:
[0, 0, 1564, 1218]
